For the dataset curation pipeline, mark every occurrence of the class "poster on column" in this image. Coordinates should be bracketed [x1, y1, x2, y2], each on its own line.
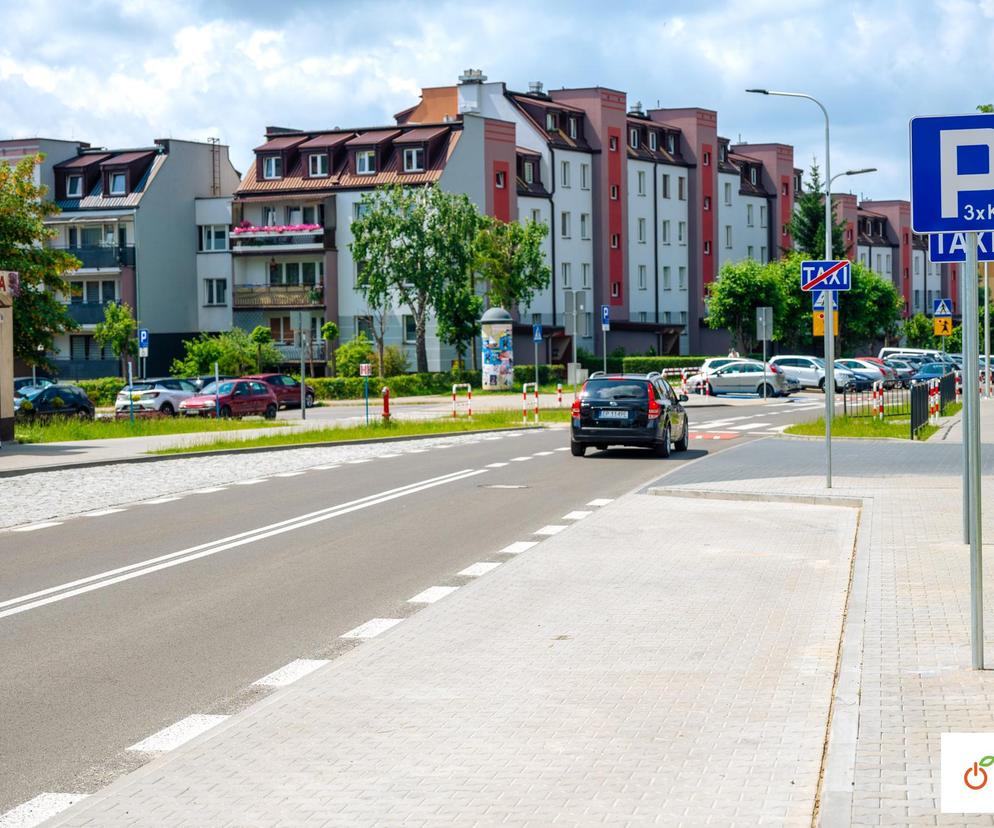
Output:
[481, 320, 513, 388]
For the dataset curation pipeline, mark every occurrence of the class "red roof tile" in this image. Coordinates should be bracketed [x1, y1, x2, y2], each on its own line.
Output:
[56, 153, 111, 169]
[345, 130, 401, 147]
[253, 135, 308, 152]
[298, 133, 354, 150]
[393, 126, 448, 144]
[100, 151, 155, 166]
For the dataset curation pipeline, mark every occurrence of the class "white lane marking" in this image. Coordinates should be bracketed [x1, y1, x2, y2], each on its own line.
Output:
[142, 497, 181, 504]
[253, 658, 329, 688]
[487, 484, 527, 489]
[533, 451, 554, 456]
[82, 508, 125, 517]
[10, 522, 63, 533]
[128, 714, 228, 752]
[534, 524, 567, 536]
[554, 447, 570, 452]
[728, 422, 772, 431]
[500, 541, 538, 555]
[459, 561, 501, 577]
[719, 415, 752, 422]
[562, 510, 593, 521]
[347, 459, 371, 465]
[190, 487, 227, 494]
[408, 586, 459, 604]
[234, 479, 266, 485]
[341, 618, 402, 639]
[273, 471, 306, 478]
[587, 498, 614, 507]
[0, 793, 89, 827]
[510, 456, 532, 462]
[377, 453, 401, 459]
[0, 469, 487, 621]
[407, 449, 429, 454]
[309, 464, 340, 470]
[486, 462, 508, 468]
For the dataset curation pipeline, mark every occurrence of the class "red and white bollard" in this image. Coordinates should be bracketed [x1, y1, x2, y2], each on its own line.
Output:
[523, 382, 539, 424]
[452, 386, 457, 418]
[872, 381, 884, 420]
[557, 383, 563, 408]
[452, 383, 472, 419]
[956, 371, 963, 403]
[381, 386, 390, 422]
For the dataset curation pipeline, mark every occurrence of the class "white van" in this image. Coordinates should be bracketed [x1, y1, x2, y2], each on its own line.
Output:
[878, 346, 944, 361]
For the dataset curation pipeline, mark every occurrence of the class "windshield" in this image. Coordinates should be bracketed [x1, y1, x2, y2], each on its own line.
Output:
[582, 380, 649, 401]
[18, 386, 46, 400]
[199, 381, 234, 396]
[921, 363, 945, 374]
[810, 357, 825, 367]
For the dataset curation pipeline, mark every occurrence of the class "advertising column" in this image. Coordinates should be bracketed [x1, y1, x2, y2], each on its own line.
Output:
[481, 307, 514, 389]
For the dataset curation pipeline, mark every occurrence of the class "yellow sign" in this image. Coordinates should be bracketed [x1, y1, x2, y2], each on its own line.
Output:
[934, 316, 953, 337]
[813, 311, 838, 337]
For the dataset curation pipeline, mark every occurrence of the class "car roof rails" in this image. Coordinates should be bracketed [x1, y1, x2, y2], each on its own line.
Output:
[646, 371, 662, 379]
[589, 371, 607, 378]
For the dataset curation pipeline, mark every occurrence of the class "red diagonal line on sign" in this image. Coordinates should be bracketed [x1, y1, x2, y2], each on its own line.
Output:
[804, 260, 847, 292]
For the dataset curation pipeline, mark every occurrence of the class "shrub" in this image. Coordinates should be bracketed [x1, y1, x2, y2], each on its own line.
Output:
[335, 333, 376, 377]
[513, 364, 566, 385]
[78, 377, 127, 406]
[377, 345, 410, 377]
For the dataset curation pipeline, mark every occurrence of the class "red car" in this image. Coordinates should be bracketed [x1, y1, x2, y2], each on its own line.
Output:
[179, 379, 278, 419]
[244, 373, 315, 409]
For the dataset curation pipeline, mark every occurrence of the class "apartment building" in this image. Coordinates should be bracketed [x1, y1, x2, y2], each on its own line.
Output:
[0, 136, 240, 378]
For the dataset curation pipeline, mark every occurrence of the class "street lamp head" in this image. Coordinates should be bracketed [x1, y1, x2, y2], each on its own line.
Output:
[848, 167, 877, 176]
[745, 88, 769, 95]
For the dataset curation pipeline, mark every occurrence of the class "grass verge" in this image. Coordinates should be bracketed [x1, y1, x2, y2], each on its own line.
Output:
[942, 401, 963, 417]
[151, 409, 572, 455]
[16, 416, 282, 444]
[784, 415, 937, 441]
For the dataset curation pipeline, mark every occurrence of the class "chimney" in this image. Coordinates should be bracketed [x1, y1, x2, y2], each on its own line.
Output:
[528, 81, 544, 96]
[628, 101, 644, 117]
[458, 69, 487, 84]
[458, 69, 486, 114]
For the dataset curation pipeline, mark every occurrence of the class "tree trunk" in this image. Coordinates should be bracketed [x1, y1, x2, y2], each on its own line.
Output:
[415, 316, 428, 373]
[256, 345, 261, 373]
[329, 339, 337, 377]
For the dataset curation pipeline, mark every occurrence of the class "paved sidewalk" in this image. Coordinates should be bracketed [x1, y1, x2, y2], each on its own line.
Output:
[45, 465, 857, 825]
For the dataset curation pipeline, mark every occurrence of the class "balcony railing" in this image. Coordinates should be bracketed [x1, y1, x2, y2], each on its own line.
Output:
[51, 244, 135, 269]
[65, 302, 112, 325]
[233, 284, 325, 309]
[274, 342, 327, 362]
[230, 225, 328, 251]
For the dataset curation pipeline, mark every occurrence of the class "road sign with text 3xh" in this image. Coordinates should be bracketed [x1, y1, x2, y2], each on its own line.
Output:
[813, 311, 838, 337]
[935, 317, 954, 337]
[911, 113, 994, 233]
[933, 297, 953, 317]
[801, 260, 851, 292]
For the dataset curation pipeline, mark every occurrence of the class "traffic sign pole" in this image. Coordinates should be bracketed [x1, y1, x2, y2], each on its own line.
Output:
[985, 261, 990, 399]
[964, 233, 984, 669]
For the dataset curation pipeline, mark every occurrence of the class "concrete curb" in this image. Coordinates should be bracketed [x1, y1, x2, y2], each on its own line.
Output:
[646, 486, 863, 509]
[0, 425, 546, 479]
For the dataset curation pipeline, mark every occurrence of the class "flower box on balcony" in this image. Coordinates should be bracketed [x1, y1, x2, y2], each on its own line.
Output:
[231, 223, 322, 237]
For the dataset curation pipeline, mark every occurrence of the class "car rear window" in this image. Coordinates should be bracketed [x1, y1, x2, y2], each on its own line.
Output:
[582, 380, 649, 401]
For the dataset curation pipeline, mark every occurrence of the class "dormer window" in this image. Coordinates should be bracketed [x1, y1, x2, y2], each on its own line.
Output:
[403, 147, 424, 173]
[546, 112, 557, 132]
[750, 167, 758, 185]
[720, 145, 727, 162]
[308, 154, 329, 177]
[630, 128, 639, 149]
[524, 161, 534, 184]
[356, 150, 376, 175]
[568, 117, 577, 139]
[109, 173, 126, 195]
[649, 132, 658, 151]
[666, 134, 675, 153]
[66, 174, 83, 198]
[263, 156, 282, 179]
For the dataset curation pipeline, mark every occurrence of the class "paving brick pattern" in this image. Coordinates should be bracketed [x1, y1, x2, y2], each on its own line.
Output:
[49, 493, 856, 826]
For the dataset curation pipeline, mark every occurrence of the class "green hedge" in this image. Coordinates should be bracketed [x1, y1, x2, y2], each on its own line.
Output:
[579, 355, 626, 373]
[621, 356, 711, 373]
[78, 378, 127, 407]
[513, 364, 566, 384]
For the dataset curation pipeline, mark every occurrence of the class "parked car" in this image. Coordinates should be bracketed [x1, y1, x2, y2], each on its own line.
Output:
[911, 362, 951, 383]
[833, 360, 878, 390]
[191, 374, 238, 391]
[570, 372, 689, 457]
[179, 379, 278, 419]
[686, 360, 789, 397]
[878, 346, 945, 362]
[243, 373, 315, 409]
[856, 357, 900, 389]
[768, 355, 857, 393]
[836, 358, 896, 389]
[882, 358, 916, 388]
[114, 377, 199, 417]
[14, 384, 95, 419]
[14, 376, 54, 394]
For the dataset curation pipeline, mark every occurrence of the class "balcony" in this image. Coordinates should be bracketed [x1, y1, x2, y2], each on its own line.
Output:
[274, 342, 327, 362]
[66, 302, 111, 325]
[52, 244, 135, 269]
[233, 284, 325, 309]
[230, 224, 331, 253]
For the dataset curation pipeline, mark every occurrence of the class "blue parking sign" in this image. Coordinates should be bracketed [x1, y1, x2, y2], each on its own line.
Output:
[910, 113, 994, 232]
[601, 305, 610, 331]
[138, 328, 149, 349]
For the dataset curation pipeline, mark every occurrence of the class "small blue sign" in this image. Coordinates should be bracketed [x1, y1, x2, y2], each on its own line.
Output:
[910, 113, 994, 233]
[933, 297, 953, 317]
[138, 328, 149, 349]
[927, 230, 994, 263]
[812, 291, 838, 311]
[800, 260, 851, 292]
[532, 323, 543, 343]
[601, 305, 610, 331]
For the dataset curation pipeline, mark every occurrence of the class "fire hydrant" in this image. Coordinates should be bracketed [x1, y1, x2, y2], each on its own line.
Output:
[381, 386, 391, 421]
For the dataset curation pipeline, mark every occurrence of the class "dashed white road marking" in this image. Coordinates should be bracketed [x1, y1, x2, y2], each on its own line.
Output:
[309, 464, 340, 470]
[408, 586, 460, 604]
[486, 462, 508, 468]
[533, 451, 554, 456]
[128, 714, 228, 752]
[459, 561, 502, 577]
[587, 498, 613, 507]
[377, 453, 401, 459]
[0, 793, 89, 828]
[487, 484, 527, 489]
[142, 497, 181, 504]
[728, 422, 772, 431]
[234, 479, 266, 485]
[340, 618, 403, 639]
[82, 508, 125, 517]
[406, 449, 429, 454]
[347, 459, 371, 465]
[554, 447, 570, 452]
[273, 471, 306, 478]
[500, 541, 538, 555]
[510, 456, 532, 462]
[534, 524, 567, 536]
[190, 486, 227, 494]
[253, 659, 329, 688]
[562, 510, 593, 521]
[11, 522, 63, 533]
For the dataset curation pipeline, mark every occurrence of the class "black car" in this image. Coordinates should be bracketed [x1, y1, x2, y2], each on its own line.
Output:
[15, 384, 95, 419]
[570, 372, 689, 457]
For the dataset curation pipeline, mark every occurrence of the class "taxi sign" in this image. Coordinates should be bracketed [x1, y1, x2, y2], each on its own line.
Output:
[801, 260, 851, 292]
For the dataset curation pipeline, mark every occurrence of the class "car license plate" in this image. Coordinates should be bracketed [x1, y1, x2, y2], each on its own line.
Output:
[598, 409, 628, 419]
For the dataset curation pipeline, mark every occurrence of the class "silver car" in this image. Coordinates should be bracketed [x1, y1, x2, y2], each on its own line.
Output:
[768, 355, 857, 393]
[687, 359, 790, 397]
[115, 377, 199, 416]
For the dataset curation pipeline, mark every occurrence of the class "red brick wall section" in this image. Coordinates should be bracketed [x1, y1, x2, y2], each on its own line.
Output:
[702, 143, 715, 286]
[608, 126, 624, 305]
[780, 175, 792, 252]
[483, 119, 517, 221]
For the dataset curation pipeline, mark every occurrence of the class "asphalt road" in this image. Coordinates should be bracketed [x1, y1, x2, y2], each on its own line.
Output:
[0, 396, 824, 812]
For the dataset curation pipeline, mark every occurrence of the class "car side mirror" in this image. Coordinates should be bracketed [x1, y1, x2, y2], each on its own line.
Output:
[678, 394, 689, 402]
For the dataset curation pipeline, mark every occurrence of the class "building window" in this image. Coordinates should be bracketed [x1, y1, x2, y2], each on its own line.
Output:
[703, 196, 711, 211]
[611, 234, 620, 249]
[637, 170, 646, 196]
[403, 147, 424, 172]
[531, 208, 542, 224]
[569, 117, 577, 139]
[199, 225, 228, 252]
[495, 170, 506, 189]
[582, 312, 592, 338]
[760, 246, 767, 263]
[720, 145, 727, 162]
[704, 240, 711, 255]
[678, 177, 686, 200]
[703, 151, 711, 166]
[724, 182, 732, 206]
[561, 211, 571, 238]
[782, 182, 789, 196]
[914, 289, 921, 308]
[760, 205, 767, 227]
[750, 167, 757, 185]
[356, 150, 376, 174]
[679, 266, 687, 289]
[609, 136, 618, 152]
[403, 315, 417, 343]
[580, 163, 590, 190]
[560, 160, 570, 188]
[523, 161, 534, 184]
[680, 310, 687, 326]
[580, 213, 590, 240]
[630, 128, 639, 149]
[205, 278, 227, 306]
[637, 217, 646, 243]
[581, 263, 590, 288]
[663, 266, 671, 290]
[662, 220, 671, 244]
[678, 221, 686, 244]
[746, 204, 754, 227]
[782, 223, 789, 237]
[109, 173, 126, 195]
[308, 154, 329, 177]
[662, 174, 670, 199]
[546, 112, 557, 132]
[724, 225, 732, 248]
[262, 156, 282, 179]
[611, 282, 620, 298]
[663, 311, 671, 323]
[66, 175, 83, 198]
[637, 264, 647, 290]
[747, 245, 755, 259]
[915, 257, 921, 275]
[649, 132, 658, 151]
[666, 134, 675, 153]
[610, 185, 619, 200]
[561, 261, 571, 287]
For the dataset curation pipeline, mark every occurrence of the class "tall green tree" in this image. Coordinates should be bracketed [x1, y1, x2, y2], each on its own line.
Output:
[320, 321, 339, 377]
[473, 216, 550, 312]
[0, 154, 80, 366]
[351, 185, 479, 372]
[249, 325, 273, 372]
[788, 161, 847, 258]
[902, 313, 937, 349]
[706, 258, 785, 354]
[836, 262, 902, 353]
[436, 277, 482, 369]
[170, 328, 280, 377]
[93, 301, 137, 379]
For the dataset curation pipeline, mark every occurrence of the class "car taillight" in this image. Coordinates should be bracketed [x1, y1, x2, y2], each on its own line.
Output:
[768, 363, 781, 374]
[571, 398, 581, 418]
[647, 385, 662, 420]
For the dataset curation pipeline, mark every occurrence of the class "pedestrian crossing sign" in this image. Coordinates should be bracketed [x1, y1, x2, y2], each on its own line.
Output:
[932, 297, 953, 317]
[934, 316, 953, 336]
[813, 311, 838, 337]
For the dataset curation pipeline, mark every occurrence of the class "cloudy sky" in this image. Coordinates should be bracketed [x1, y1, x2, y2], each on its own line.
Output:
[2, 0, 991, 200]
